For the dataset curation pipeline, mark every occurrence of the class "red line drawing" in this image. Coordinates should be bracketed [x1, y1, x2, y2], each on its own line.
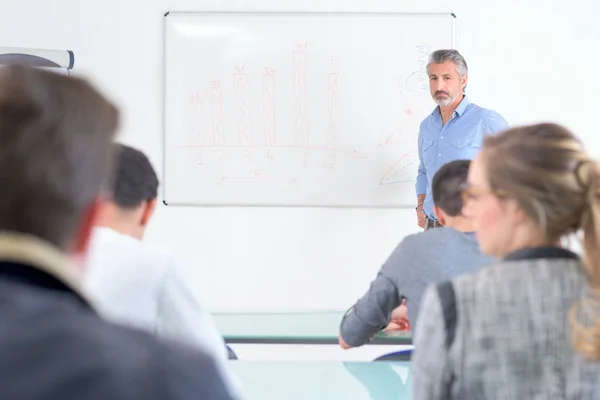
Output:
[218, 170, 262, 185]
[324, 155, 336, 169]
[291, 178, 298, 185]
[380, 125, 404, 147]
[326, 59, 339, 149]
[293, 43, 309, 147]
[233, 65, 252, 146]
[177, 144, 367, 159]
[211, 81, 225, 145]
[380, 79, 412, 147]
[267, 148, 274, 161]
[214, 150, 225, 164]
[188, 93, 203, 165]
[263, 67, 276, 146]
[303, 151, 309, 167]
[380, 153, 415, 185]
[243, 150, 252, 164]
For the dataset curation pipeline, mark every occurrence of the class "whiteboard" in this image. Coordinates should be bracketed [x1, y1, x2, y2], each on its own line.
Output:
[163, 12, 456, 207]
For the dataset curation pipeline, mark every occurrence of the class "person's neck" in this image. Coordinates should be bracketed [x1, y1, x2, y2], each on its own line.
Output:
[96, 211, 139, 240]
[97, 221, 137, 238]
[439, 94, 464, 124]
[444, 216, 474, 233]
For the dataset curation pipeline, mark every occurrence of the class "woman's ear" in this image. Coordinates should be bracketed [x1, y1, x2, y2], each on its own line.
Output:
[503, 198, 527, 224]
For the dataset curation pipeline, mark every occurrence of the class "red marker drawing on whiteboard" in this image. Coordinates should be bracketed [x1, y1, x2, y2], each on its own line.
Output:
[293, 43, 309, 147]
[263, 67, 276, 146]
[233, 65, 252, 146]
[211, 81, 225, 145]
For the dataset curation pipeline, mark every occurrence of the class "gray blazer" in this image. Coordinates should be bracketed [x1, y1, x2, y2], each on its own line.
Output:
[0, 260, 239, 400]
[412, 247, 600, 399]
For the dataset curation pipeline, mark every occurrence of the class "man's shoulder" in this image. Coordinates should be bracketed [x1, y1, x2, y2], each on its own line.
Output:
[403, 226, 467, 245]
[0, 283, 236, 399]
[419, 111, 436, 129]
[467, 102, 506, 121]
[90, 227, 176, 273]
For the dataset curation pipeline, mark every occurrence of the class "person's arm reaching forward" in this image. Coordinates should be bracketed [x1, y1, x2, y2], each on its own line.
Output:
[157, 258, 242, 397]
[338, 239, 415, 348]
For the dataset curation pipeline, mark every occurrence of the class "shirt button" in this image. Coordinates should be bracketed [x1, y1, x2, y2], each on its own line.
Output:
[438, 153, 441, 156]
[441, 137, 444, 139]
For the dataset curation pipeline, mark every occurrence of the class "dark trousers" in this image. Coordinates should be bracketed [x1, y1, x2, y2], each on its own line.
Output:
[425, 217, 442, 230]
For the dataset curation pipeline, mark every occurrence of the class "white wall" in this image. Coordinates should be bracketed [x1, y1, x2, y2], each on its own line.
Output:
[2, 0, 598, 311]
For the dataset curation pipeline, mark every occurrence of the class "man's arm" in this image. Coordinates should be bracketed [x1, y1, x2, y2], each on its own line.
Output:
[157, 259, 243, 397]
[338, 239, 414, 348]
[338, 272, 400, 348]
[411, 285, 453, 400]
[484, 111, 509, 136]
[416, 127, 428, 227]
[157, 261, 228, 359]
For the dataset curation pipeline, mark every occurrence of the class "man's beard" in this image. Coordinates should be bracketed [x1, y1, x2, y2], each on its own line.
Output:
[433, 91, 454, 106]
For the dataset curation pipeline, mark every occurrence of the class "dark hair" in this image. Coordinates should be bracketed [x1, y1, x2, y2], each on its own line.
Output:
[432, 159, 471, 216]
[0, 65, 119, 250]
[110, 143, 158, 209]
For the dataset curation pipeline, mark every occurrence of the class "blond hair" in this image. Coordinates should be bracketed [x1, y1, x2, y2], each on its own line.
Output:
[482, 123, 600, 359]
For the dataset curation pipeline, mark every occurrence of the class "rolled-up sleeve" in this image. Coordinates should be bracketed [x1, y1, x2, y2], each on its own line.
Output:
[411, 285, 453, 400]
[415, 127, 428, 196]
[339, 272, 400, 347]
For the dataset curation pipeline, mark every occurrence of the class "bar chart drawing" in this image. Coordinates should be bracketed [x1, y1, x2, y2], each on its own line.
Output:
[293, 43, 309, 147]
[263, 67, 277, 146]
[211, 81, 225, 145]
[326, 59, 339, 150]
[164, 12, 456, 206]
[233, 65, 253, 146]
[188, 92, 203, 165]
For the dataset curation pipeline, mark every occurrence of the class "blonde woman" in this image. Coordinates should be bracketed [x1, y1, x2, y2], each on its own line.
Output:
[412, 123, 600, 399]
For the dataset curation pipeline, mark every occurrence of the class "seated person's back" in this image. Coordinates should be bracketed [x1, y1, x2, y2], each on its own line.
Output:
[0, 65, 237, 399]
[339, 160, 494, 348]
[84, 144, 229, 361]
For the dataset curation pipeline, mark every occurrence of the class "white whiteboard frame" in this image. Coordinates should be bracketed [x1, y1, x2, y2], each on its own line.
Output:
[161, 11, 457, 208]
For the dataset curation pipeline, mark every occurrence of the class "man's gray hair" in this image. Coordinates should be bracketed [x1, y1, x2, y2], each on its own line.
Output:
[427, 49, 468, 77]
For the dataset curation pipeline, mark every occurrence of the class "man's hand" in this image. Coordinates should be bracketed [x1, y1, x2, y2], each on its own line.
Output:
[417, 206, 426, 228]
[391, 300, 408, 322]
[384, 300, 410, 332]
[416, 195, 426, 228]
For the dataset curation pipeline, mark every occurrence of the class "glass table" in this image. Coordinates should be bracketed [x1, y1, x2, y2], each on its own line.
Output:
[230, 361, 412, 400]
[213, 310, 412, 345]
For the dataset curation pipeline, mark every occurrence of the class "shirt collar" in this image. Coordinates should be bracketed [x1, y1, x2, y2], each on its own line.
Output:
[0, 231, 94, 308]
[431, 95, 470, 117]
[454, 95, 470, 116]
[504, 246, 579, 262]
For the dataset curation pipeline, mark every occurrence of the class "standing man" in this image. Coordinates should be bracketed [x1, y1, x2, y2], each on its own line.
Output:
[415, 49, 508, 229]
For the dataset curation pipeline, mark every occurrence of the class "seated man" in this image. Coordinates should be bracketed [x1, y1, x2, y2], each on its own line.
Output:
[0, 65, 237, 399]
[84, 144, 233, 363]
[339, 159, 494, 348]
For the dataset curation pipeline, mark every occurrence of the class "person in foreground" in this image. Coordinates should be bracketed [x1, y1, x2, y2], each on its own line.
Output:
[414, 49, 508, 230]
[0, 65, 238, 399]
[338, 160, 493, 349]
[412, 123, 600, 399]
[83, 143, 240, 394]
